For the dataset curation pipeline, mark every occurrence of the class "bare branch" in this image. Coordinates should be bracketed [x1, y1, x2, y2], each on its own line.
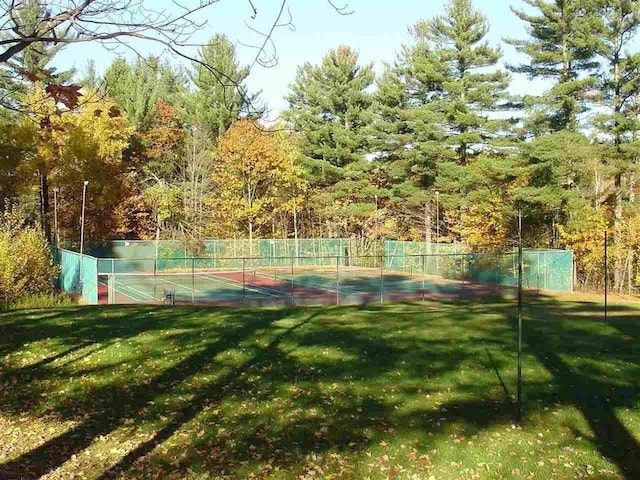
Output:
[0, 0, 348, 119]
[327, 0, 354, 15]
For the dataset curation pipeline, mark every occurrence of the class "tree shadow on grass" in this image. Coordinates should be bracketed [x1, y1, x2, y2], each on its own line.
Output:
[521, 296, 640, 479]
[3, 297, 638, 479]
[0, 305, 299, 479]
[0, 301, 519, 479]
[91, 302, 519, 478]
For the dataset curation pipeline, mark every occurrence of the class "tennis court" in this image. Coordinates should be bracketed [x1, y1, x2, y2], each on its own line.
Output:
[63, 239, 572, 306]
[98, 265, 503, 306]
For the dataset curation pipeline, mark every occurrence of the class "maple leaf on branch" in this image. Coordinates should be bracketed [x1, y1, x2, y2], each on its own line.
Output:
[45, 84, 82, 109]
[19, 70, 40, 82]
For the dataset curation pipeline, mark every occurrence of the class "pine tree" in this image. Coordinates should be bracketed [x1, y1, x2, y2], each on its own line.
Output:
[372, 53, 440, 240]
[104, 56, 186, 131]
[79, 60, 100, 90]
[412, 0, 512, 166]
[376, 0, 513, 242]
[591, 0, 640, 291]
[189, 34, 259, 138]
[282, 45, 375, 237]
[283, 45, 375, 169]
[0, 0, 73, 113]
[515, 131, 604, 247]
[505, 0, 600, 133]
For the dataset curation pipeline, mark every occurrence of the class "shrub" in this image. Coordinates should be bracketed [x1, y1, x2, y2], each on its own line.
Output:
[9, 292, 74, 310]
[0, 210, 59, 307]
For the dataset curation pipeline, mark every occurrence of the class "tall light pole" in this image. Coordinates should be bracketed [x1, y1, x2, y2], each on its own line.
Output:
[53, 187, 59, 249]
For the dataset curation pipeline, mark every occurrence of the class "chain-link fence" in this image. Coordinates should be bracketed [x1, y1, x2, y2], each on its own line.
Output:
[385, 241, 573, 293]
[97, 253, 514, 307]
[90, 238, 382, 273]
[56, 239, 574, 306]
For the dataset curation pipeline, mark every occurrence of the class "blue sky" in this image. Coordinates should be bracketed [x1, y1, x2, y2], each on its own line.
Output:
[54, 0, 548, 117]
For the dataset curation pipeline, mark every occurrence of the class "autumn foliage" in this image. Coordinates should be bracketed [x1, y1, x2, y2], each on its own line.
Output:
[0, 209, 58, 306]
[213, 119, 306, 240]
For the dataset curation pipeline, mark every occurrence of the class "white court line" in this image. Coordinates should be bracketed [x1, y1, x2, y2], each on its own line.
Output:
[158, 278, 203, 293]
[100, 280, 146, 302]
[255, 272, 364, 295]
[115, 285, 151, 302]
[114, 280, 158, 301]
[259, 271, 421, 295]
[196, 273, 283, 297]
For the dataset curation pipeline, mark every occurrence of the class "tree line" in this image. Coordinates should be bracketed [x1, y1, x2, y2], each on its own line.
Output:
[2, 0, 640, 292]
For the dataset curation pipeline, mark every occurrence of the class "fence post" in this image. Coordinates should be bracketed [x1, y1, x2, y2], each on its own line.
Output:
[110, 258, 115, 304]
[336, 255, 340, 305]
[153, 257, 157, 301]
[422, 254, 426, 302]
[516, 210, 523, 423]
[242, 257, 246, 305]
[604, 231, 608, 322]
[460, 254, 465, 301]
[191, 257, 195, 304]
[380, 254, 384, 303]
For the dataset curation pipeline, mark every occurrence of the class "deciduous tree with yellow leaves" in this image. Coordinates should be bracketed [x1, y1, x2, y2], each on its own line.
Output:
[213, 119, 306, 251]
[16, 85, 132, 245]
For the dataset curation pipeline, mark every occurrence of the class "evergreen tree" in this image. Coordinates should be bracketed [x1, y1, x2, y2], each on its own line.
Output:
[515, 131, 604, 247]
[372, 54, 440, 241]
[189, 34, 259, 138]
[283, 45, 375, 169]
[505, 0, 600, 133]
[411, 0, 512, 166]
[591, 0, 640, 290]
[0, 0, 73, 112]
[374, 0, 513, 241]
[283, 45, 376, 238]
[103, 56, 186, 131]
[79, 60, 100, 90]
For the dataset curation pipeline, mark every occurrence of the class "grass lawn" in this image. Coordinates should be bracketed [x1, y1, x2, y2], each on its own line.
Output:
[0, 295, 639, 479]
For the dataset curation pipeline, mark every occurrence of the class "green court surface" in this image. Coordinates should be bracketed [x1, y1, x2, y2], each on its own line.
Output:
[101, 272, 290, 303]
[100, 267, 492, 305]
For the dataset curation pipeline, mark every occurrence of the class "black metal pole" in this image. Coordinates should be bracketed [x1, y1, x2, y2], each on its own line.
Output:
[336, 256, 340, 305]
[516, 209, 523, 423]
[604, 231, 608, 322]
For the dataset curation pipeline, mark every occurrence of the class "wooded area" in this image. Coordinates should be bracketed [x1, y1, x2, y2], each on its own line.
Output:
[1, 0, 639, 292]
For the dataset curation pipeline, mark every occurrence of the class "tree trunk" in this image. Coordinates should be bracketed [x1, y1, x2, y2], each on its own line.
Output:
[40, 170, 51, 244]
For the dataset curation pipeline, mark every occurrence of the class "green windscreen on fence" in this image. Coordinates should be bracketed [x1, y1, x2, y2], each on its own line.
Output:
[384, 241, 573, 292]
[92, 238, 382, 274]
[57, 249, 98, 304]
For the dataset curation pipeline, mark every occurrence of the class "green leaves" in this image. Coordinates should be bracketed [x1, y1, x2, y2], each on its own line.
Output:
[104, 56, 187, 132]
[188, 34, 260, 138]
[505, 0, 601, 133]
[0, 208, 57, 305]
[283, 45, 375, 169]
